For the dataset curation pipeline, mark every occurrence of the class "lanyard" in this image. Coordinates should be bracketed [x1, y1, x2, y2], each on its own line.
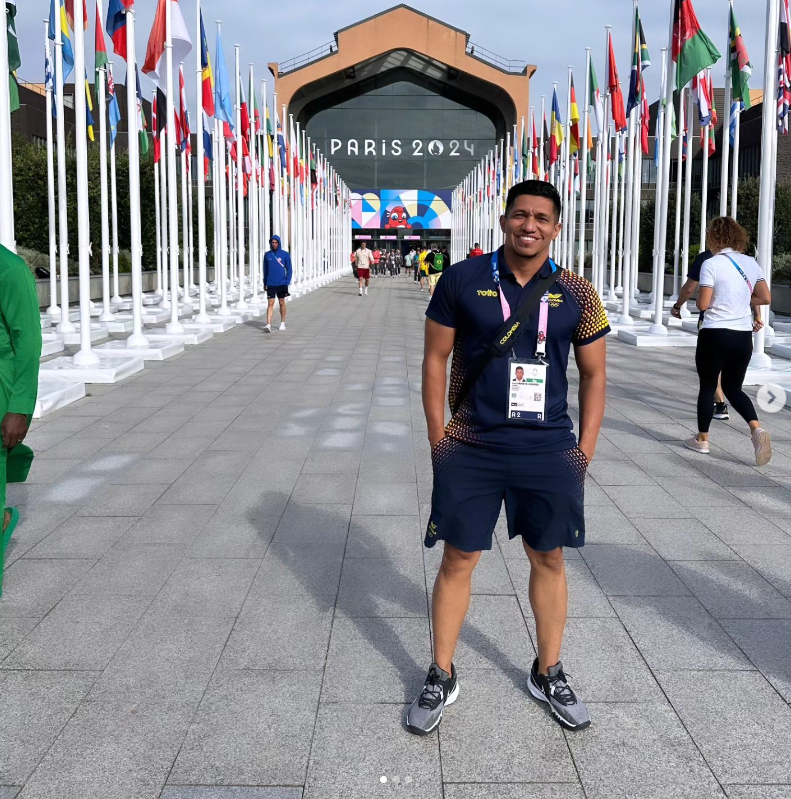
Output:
[491, 250, 555, 359]
[722, 253, 754, 294]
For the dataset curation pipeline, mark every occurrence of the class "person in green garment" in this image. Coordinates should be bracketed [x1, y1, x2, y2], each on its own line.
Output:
[0, 244, 42, 597]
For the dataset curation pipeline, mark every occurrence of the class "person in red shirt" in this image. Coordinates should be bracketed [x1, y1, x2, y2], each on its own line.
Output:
[469, 242, 484, 258]
[372, 247, 382, 276]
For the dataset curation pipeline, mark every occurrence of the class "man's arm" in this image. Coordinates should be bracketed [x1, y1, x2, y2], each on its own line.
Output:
[422, 319, 456, 447]
[285, 253, 293, 284]
[574, 336, 607, 463]
[0, 267, 43, 449]
[670, 278, 699, 318]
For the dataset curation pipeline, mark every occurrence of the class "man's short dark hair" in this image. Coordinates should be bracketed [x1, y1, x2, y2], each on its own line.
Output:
[504, 180, 562, 220]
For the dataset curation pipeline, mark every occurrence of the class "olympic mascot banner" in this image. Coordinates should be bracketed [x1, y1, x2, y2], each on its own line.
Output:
[351, 190, 452, 230]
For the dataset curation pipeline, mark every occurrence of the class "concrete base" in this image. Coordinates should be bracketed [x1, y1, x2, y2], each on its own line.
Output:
[41, 333, 65, 357]
[617, 329, 699, 347]
[141, 309, 171, 324]
[772, 321, 791, 334]
[40, 351, 145, 384]
[606, 319, 652, 335]
[681, 320, 700, 334]
[95, 338, 185, 361]
[40, 313, 53, 329]
[770, 343, 791, 361]
[105, 318, 136, 333]
[145, 330, 213, 346]
[744, 356, 791, 386]
[209, 311, 254, 324]
[62, 323, 110, 345]
[33, 378, 86, 418]
[182, 319, 236, 334]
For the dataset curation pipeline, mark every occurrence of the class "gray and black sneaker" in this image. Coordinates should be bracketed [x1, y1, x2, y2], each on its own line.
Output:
[713, 402, 730, 420]
[528, 658, 590, 730]
[406, 662, 459, 736]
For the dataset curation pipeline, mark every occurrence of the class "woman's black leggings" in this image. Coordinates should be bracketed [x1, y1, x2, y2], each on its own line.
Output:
[695, 328, 758, 433]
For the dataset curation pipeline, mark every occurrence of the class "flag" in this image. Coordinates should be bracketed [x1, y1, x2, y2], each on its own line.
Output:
[276, 115, 286, 172]
[692, 72, 712, 127]
[45, 36, 55, 118]
[589, 59, 604, 136]
[639, 12, 651, 69]
[780, 0, 791, 134]
[178, 64, 190, 153]
[531, 110, 540, 176]
[728, 4, 752, 110]
[203, 114, 213, 178]
[65, 0, 88, 31]
[49, 0, 75, 78]
[143, 0, 192, 91]
[105, 0, 131, 61]
[153, 87, 165, 162]
[7, 0, 20, 113]
[266, 103, 274, 159]
[627, 7, 650, 114]
[240, 78, 251, 139]
[213, 27, 234, 131]
[521, 124, 528, 177]
[682, 117, 688, 161]
[108, 63, 121, 146]
[641, 79, 650, 155]
[608, 33, 627, 131]
[199, 12, 214, 116]
[94, 0, 109, 95]
[252, 81, 261, 133]
[729, 100, 741, 146]
[84, 74, 95, 141]
[569, 75, 581, 155]
[673, 0, 721, 91]
[549, 88, 563, 165]
[135, 67, 150, 155]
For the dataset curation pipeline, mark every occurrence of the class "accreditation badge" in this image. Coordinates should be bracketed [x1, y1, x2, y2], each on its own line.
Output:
[507, 359, 548, 422]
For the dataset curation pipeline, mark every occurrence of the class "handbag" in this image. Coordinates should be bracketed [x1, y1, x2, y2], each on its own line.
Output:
[451, 270, 560, 414]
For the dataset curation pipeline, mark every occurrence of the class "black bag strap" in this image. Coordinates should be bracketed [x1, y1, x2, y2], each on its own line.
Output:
[451, 270, 560, 414]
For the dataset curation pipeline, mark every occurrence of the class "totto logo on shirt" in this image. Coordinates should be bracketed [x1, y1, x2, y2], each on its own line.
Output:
[477, 290, 498, 298]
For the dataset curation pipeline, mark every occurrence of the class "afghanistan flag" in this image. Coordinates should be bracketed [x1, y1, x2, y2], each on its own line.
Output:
[672, 0, 721, 91]
[7, 0, 20, 112]
[729, 4, 752, 109]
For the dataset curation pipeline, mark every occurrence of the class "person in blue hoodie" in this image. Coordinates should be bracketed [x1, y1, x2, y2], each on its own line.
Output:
[263, 235, 293, 332]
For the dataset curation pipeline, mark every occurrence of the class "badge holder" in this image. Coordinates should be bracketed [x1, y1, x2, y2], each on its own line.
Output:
[505, 294, 550, 424]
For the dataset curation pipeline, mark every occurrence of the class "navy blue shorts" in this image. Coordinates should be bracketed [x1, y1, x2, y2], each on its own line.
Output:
[267, 286, 290, 299]
[425, 438, 588, 553]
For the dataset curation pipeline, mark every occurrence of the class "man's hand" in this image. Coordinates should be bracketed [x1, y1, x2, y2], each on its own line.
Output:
[670, 304, 682, 319]
[428, 428, 446, 449]
[577, 443, 594, 465]
[1, 413, 29, 450]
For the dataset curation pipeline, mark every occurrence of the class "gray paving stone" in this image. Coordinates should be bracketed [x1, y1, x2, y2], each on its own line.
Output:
[23, 516, 136, 559]
[302, 449, 362, 473]
[654, 476, 746, 506]
[304, 703, 442, 799]
[251, 542, 345, 597]
[322, 616, 431, 702]
[582, 505, 645, 545]
[730, 545, 791, 598]
[0, 617, 37, 660]
[587, 460, 655, 485]
[0, 670, 96, 784]
[1, 559, 94, 617]
[161, 790, 302, 799]
[18, 700, 195, 799]
[670, 560, 791, 619]
[336, 557, 426, 618]
[222, 593, 335, 670]
[122, 503, 216, 546]
[147, 558, 259, 618]
[581, 543, 691, 596]
[90, 613, 234, 703]
[611, 596, 752, 670]
[77, 483, 167, 516]
[437, 669, 577, 784]
[0, 789, 20, 799]
[635, 518, 739, 560]
[720, 619, 791, 701]
[566, 701, 725, 798]
[2, 594, 146, 670]
[353, 482, 418, 515]
[273, 503, 352, 546]
[187, 508, 279, 558]
[725, 788, 791, 798]
[346, 515, 423, 559]
[111, 457, 194, 485]
[689, 507, 791, 546]
[602, 485, 691, 518]
[170, 669, 322, 786]
[1, 504, 80, 566]
[442, 787, 584, 799]
[657, 670, 791, 785]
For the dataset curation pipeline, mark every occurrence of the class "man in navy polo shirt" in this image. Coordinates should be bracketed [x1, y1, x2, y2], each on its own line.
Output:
[407, 180, 609, 736]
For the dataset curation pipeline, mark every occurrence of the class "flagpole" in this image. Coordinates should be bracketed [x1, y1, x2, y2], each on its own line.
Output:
[602, 124, 613, 299]
[233, 45, 247, 309]
[577, 49, 591, 277]
[152, 90, 163, 300]
[96, 2, 114, 323]
[216, 121, 231, 314]
[720, 1, 733, 217]
[730, 102, 741, 217]
[750, 0, 781, 370]
[110, 72, 121, 304]
[249, 63, 261, 305]
[701, 70, 712, 250]
[649, 47, 670, 335]
[680, 89, 694, 302]
[164, 0, 185, 334]
[262, 80, 271, 255]
[671, 87, 685, 303]
[193, 3, 209, 324]
[54, 5, 74, 334]
[45, 24, 59, 318]
[631, 128, 643, 301]
[0, 0, 14, 248]
[179, 69, 191, 301]
[539, 95, 546, 181]
[563, 66, 573, 268]
[159, 123, 170, 310]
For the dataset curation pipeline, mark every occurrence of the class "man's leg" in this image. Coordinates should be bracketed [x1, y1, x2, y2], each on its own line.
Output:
[432, 544, 481, 673]
[524, 543, 567, 673]
[266, 298, 275, 326]
[279, 298, 287, 323]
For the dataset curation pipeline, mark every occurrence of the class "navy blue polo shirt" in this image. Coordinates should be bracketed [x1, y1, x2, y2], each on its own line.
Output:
[426, 248, 610, 454]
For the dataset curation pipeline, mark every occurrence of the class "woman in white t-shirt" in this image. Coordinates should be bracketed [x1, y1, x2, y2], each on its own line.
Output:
[685, 217, 773, 465]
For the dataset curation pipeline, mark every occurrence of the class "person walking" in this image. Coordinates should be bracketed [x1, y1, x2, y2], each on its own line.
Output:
[671, 248, 730, 420]
[395, 250, 403, 276]
[263, 235, 293, 332]
[426, 244, 445, 296]
[408, 180, 609, 736]
[469, 242, 483, 258]
[405, 248, 414, 279]
[0, 245, 42, 598]
[372, 246, 382, 277]
[354, 241, 374, 296]
[684, 217, 773, 465]
[418, 245, 430, 291]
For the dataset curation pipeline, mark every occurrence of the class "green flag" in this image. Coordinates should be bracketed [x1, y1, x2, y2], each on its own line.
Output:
[673, 0, 721, 91]
[729, 4, 752, 110]
[7, 1, 20, 113]
[94, 0, 109, 95]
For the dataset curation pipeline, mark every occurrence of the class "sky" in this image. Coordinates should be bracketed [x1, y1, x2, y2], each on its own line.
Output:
[14, 0, 770, 121]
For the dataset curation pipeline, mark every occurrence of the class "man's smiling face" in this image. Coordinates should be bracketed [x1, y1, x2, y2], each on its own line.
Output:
[500, 195, 561, 260]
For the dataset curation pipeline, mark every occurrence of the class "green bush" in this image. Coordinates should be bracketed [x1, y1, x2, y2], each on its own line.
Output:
[774, 252, 791, 285]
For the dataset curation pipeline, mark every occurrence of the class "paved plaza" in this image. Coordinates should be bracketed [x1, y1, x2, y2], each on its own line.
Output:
[3, 276, 791, 798]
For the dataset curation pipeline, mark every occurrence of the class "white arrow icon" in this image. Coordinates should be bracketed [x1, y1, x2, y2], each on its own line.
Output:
[757, 384, 788, 415]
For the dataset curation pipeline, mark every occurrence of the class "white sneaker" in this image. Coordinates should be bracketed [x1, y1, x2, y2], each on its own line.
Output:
[263, 324, 271, 333]
[279, 322, 286, 331]
[364, 287, 368, 295]
[752, 427, 772, 466]
[359, 288, 363, 296]
[684, 436, 710, 454]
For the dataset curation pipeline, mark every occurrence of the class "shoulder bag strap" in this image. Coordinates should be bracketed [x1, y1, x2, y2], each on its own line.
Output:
[451, 270, 560, 414]
[722, 253, 754, 294]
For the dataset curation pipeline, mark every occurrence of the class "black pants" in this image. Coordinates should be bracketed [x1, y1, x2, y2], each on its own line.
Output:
[695, 328, 757, 433]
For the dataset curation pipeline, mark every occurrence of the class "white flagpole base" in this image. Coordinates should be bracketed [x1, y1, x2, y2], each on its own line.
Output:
[96, 338, 184, 360]
[41, 352, 144, 383]
[33, 377, 86, 418]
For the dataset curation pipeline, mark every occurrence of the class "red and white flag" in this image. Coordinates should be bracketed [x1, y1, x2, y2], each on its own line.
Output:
[143, 0, 192, 91]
